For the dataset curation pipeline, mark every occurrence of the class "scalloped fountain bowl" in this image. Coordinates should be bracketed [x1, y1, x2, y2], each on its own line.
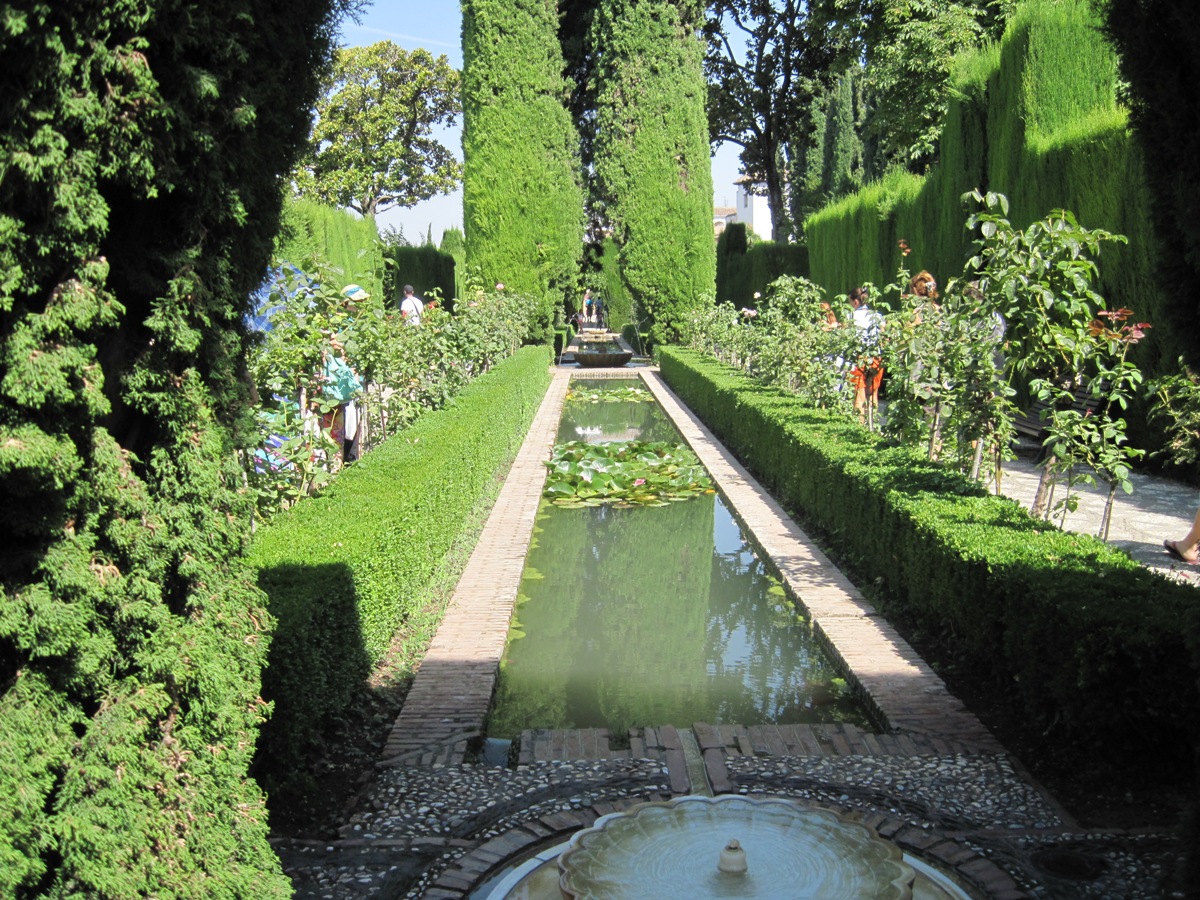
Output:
[558, 796, 914, 899]
[573, 339, 632, 368]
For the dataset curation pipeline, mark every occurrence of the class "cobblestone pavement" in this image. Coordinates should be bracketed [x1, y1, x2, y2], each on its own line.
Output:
[273, 362, 1192, 900]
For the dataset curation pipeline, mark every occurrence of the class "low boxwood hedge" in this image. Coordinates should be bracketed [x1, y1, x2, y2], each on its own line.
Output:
[249, 346, 552, 785]
[659, 347, 1200, 763]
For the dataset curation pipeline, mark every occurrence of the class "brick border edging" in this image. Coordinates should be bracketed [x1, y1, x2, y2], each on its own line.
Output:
[379, 369, 573, 765]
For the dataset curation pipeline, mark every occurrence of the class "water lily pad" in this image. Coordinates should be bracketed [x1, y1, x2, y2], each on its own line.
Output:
[543, 440, 714, 507]
[566, 385, 653, 404]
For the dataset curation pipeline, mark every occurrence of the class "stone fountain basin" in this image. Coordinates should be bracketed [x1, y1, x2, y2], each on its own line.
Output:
[557, 795, 915, 899]
[574, 349, 632, 367]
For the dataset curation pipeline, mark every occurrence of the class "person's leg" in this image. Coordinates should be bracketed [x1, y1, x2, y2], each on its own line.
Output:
[866, 366, 882, 416]
[1166, 507, 1200, 562]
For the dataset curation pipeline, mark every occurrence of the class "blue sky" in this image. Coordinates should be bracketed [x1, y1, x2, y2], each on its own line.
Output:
[336, 0, 742, 244]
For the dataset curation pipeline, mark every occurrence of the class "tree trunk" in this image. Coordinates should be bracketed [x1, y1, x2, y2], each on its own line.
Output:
[1100, 482, 1117, 541]
[927, 403, 942, 461]
[1031, 454, 1056, 519]
[763, 156, 788, 242]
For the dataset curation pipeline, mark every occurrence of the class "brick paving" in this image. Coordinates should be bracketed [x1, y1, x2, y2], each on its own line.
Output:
[379, 368, 573, 766]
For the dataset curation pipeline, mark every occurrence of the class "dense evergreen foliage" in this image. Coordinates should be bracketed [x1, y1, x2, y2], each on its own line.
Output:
[592, 238, 635, 330]
[715, 224, 809, 307]
[388, 245, 457, 310]
[461, 0, 585, 337]
[591, 0, 716, 342]
[1099, 0, 1200, 352]
[804, 0, 1174, 381]
[0, 0, 348, 894]
[440, 226, 468, 303]
[789, 66, 867, 231]
[275, 198, 385, 300]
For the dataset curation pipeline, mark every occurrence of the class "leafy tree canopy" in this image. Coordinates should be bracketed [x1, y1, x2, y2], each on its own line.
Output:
[295, 41, 462, 217]
[862, 0, 986, 172]
[704, 0, 852, 239]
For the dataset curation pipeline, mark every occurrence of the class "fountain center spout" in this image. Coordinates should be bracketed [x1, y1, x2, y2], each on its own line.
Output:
[718, 839, 748, 874]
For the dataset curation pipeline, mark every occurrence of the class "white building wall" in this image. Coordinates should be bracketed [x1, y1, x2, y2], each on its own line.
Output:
[734, 182, 773, 242]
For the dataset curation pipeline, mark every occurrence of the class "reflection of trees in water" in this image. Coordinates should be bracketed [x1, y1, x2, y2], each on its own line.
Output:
[706, 516, 864, 726]
[556, 392, 678, 444]
[488, 502, 587, 738]
[490, 497, 713, 738]
[492, 389, 868, 738]
[587, 499, 713, 734]
[489, 492, 870, 740]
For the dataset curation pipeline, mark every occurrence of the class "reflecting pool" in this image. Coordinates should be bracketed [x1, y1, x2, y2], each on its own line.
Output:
[486, 381, 872, 739]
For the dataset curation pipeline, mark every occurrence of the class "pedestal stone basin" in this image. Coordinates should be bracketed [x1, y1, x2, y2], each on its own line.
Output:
[557, 795, 915, 899]
[574, 349, 633, 368]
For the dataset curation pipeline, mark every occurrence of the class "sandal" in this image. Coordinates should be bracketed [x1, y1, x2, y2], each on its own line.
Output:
[1163, 539, 1198, 566]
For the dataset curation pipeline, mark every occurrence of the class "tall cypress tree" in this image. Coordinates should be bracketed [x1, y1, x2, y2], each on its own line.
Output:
[462, 0, 585, 332]
[790, 66, 865, 233]
[591, 0, 716, 341]
[0, 1, 345, 894]
[1100, 0, 1200, 344]
[791, 90, 829, 231]
[824, 68, 865, 200]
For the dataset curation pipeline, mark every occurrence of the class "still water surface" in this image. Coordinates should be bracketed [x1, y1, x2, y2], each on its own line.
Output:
[486, 381, 872, 740]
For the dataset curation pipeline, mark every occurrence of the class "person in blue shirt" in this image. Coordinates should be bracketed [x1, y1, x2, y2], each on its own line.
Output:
[322, 334, 362, 463]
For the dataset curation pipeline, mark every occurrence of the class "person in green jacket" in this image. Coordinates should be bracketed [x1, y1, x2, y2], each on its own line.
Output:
[322, 334, 362, 463]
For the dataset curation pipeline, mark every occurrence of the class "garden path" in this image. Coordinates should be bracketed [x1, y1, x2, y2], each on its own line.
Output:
[995, 453, 1200, 585]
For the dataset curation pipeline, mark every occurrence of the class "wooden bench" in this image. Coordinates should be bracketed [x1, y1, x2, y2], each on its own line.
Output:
[1012, 382, 1103, 442]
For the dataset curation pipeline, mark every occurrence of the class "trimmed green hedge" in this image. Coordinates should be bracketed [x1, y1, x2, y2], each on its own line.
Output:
[715, 227, 810, 308]
[389, 244, 456, 310]
[659, 347, 1200, 762]
[554, 324, 577, 360]
[249, 345, 552, 785]
[277, 197, 385, 298]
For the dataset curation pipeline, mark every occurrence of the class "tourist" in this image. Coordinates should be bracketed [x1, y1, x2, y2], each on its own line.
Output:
[848, 287, 884, 421]
[583, 289, 594, 324]
[1164, 509, 1200, 565]
[400, 284, 424, 325]
[593, 294, 605, 330]
[908, 270, 939, 306]
[321, 334, 362, 465]
[337, 284, 370, 460]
